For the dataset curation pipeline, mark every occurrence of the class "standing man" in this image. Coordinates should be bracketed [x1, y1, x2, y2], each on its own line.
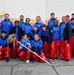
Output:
[66, 15, 70, 22]
[19, 15, 25, 30]
[48, 13, 56, 27]
[70, 13, 74, 24]
[70, 18, 74, 57]
[60, 16, 71, 61]
[1, 14, 13, 35]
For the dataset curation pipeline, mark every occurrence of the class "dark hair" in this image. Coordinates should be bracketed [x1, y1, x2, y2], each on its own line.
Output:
[20, 15, 24, 17]
[36, 16, 41, 18]
[1, 31, 6, 34]
[72, 13, 74, 16]
[54, 20, 58, 23]
[34, 26, 38, 28]
[14, 20, 19, 24]
[22, 33, 27, 37]
[66, 15, 70, 17]
[71, 18, 74, 21]
[50, 13, 55, 15]
[5, 14, 9, 16]
[25, 18, 30, 21]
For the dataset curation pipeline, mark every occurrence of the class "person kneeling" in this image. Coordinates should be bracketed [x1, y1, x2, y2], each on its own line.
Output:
[18, 34, 31, 63]
[32, 34, 47, 63]
[0, 31, 10, 62]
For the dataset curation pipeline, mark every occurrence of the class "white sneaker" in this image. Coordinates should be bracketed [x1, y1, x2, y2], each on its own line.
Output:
[26, 60, 30, 63]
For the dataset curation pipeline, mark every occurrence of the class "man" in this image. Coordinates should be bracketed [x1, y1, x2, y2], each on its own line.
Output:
[60, 16, 71, 61]
[48, 13, 56, 27]
[1, 14, 13, 35]
[0, 31, 10, 62]
[70, 13, 74, 24]
[70, 18, 74, 57]
[66, 15, 70, 22]
[19, 15, 25, 30]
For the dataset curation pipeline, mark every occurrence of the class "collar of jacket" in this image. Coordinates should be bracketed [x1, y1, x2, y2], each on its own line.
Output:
[50, 18, 56, 20]
[4, 19, 10, 21]
[1, 36, 7, 40]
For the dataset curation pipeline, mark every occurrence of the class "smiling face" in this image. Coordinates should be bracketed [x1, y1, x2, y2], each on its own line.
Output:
[14, 21, 19, 27]
[1, 32, 7, 39]
[26, 18, 30, 24]
[71, 14, 74, 18]
[72, 19, 74, 24]
[20, 15, 24, 21]
[36, 16, 41, 22]
[22, 34, 27, 40]
[54, 20, 58, 26]
[34, 34, 40, 41]
[62, 18, 67, 22]
[51, 14, 55, 19]
[34, 26, 38, 32]
[42, 26, 46, 31]
[5, 14, 9, 20]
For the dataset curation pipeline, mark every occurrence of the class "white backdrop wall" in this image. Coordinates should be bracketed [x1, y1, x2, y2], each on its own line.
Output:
[0, 0, 74, 21]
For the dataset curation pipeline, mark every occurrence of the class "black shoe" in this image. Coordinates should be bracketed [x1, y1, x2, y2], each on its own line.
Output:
[6, 58, 9, 62]
[65, 60, 69, 62]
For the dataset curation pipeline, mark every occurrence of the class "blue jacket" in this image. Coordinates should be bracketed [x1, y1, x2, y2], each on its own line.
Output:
[19, 39, 31, 51]
[69, 19, 72, 24]
[34, 22, 43, 30]
[60, 22, 66, 40]
[40, 29, 49, 42]
[48, 18, 56, 27]
[32, 40, 44, 54]
[23, 23, 33, 34]
[0, 37, 8, 47]
[49, 25, 60, 42]
[1, 19, 13, 35]
[70, 23, 74, 36]
[30, 30, 41, 39]
[18, 21, 25, 30]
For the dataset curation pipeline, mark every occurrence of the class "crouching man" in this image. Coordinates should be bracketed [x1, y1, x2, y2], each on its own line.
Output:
[0, 31, 10, 62]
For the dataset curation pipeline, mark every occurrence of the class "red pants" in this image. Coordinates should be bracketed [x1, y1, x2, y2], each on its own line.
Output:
[43, 42, 50, 57]
[49, 41, 60, 59]
[60, 40, 71, 60]
[33, 53, 47, 63]
[10, 41, 18, 58]
[18, 49, 31, 61]
[70, 36, 74, 57]
[0, 46, 10, 59]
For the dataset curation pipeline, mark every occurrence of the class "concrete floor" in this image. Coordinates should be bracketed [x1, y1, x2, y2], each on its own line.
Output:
[0, 58, 74, 75]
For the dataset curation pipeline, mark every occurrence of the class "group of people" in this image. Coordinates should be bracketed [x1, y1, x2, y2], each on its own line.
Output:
[0, 13, 74, 63]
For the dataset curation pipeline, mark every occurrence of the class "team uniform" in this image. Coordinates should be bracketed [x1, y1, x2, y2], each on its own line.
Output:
[30, 30, 41, 40]
[34, 21, 43, 30]
[60, 22, 71, 60]
[19, 21, 25, 30]
[49, 25, 60, 59]
[48, 18, 56, 27]
[32, 40, 47, 63]
[0, 37, 10, 59]
[9, 26, 24, 58]
[1, 19, 13, 35]
[22, 23, 33, 35]
[40, 29, 49, 57]
[70, 23, 74, 57]
[18, 39, 31, 61]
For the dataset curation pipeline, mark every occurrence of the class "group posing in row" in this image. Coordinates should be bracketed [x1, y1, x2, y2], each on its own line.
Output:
[0, 13, 74, 63]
